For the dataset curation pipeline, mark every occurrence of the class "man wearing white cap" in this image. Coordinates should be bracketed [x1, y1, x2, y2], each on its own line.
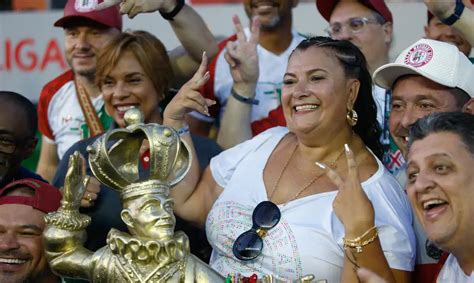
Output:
[373, 38, 474, 282]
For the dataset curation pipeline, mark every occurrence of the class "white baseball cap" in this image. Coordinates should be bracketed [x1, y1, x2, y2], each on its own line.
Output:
[373, 38, 474, 98]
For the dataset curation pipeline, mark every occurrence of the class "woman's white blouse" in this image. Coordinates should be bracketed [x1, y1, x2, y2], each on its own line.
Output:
[206, 127, 415, 282]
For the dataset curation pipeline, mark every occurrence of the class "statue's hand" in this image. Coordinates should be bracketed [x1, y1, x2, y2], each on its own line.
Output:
[62, 151, 90, 210]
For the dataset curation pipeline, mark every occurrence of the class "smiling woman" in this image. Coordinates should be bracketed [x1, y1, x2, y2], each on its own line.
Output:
[96, 31, 173, 127]
[163, 36, 415, 282]
[52, 31, 222, 261]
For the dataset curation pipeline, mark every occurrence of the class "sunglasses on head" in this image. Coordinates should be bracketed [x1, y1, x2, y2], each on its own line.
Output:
[232, 201, 281, 261]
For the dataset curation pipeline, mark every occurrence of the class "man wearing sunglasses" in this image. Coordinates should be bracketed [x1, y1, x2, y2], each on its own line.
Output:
[0, 91, 45, 188]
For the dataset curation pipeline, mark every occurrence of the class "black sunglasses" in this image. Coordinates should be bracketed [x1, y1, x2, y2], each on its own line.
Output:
[232, 201, 281, 261]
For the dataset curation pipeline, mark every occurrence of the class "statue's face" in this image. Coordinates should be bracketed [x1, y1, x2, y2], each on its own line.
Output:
[125, 194, 176, 241]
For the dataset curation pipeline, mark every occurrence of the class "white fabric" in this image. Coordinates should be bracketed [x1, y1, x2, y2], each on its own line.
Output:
[373, 85, 388, 132]
[437, 254, 474, 282]
[46, 81, 105, 158]
[191, 29, 305, 123]
[206, 127, 415, 282]
[373, 38, 474, 98]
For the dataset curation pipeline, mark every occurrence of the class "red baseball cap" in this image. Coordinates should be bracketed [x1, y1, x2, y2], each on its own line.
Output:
[54, 0, 122, 30]
[0, 179, 62, 214]
[316, 0, 393, 23]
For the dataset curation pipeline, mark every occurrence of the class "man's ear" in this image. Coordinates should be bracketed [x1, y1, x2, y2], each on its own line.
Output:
[121, 209, 134, 228]
[462, 98, 474, 114]
[383, 21, 393, 45]
[347, 79, 360, 110]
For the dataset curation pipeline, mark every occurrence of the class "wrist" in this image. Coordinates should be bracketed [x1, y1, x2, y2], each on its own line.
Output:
[163, 117, 187, 130]
[344, 222, 375, 239]
[233, 84, 257, 97]
[159, 0, 185, 21]
[441, 0, 465, 25]
[231, 87, 259, 105]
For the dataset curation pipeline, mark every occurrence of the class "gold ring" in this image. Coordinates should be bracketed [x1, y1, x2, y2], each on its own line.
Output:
[85, 192, 93, 203]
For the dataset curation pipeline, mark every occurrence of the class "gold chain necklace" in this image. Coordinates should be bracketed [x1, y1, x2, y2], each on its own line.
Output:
[268, 142, 346, 204]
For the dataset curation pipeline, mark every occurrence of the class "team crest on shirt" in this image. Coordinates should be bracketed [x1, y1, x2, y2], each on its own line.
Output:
[75, 0, 98, 12]
[404, 43, 433, 68]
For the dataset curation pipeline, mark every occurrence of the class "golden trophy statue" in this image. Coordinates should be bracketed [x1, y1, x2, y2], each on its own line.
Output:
[43, 109, 225, 282]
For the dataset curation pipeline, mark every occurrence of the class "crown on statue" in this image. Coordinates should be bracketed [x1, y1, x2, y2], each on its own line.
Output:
[86, 109, 191, 199]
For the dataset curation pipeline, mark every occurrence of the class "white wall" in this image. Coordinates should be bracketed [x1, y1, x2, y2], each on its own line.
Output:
[0, 2, 431, 101]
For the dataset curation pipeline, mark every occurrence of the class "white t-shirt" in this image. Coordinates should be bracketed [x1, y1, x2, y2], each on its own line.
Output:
[438, 254, 474, 282]
[191, 29, 305, 125]
[38, 71, 108, 159]
[206, 127, 415, 282]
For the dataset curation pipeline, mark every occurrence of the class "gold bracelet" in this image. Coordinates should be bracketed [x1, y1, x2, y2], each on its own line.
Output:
[343, 226, 378, 253]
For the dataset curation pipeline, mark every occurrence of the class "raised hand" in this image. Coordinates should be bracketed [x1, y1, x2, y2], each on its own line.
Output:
[163, 52, 215, 128]
[224, 15, 260, 93]
[316, 144, 375, 237]
[62, 151, 90, 211]
[95, 0, 179, 19]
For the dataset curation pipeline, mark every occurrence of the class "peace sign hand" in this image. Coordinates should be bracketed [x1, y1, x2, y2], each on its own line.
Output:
[224, 15, 260, 93]
[163, 52, 215, 128]
[95, 0, 178, 19]
[316, 144, 375, 237]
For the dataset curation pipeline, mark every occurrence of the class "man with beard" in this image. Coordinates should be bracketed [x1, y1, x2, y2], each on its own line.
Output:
[0, 178, 62, 283]
[36, 0, 218, 182]
[185, 0, 305, 148]
[0, 91, 43, 187]
[373, 38, 474, 282]
[212, 0, 397, 158]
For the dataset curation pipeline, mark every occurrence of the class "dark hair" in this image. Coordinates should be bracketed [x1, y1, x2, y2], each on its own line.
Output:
[0, 91, 37, 137]
[291, 37, 383, 158]
[408, 112, 474, 155]
[451, 88, 471, 109]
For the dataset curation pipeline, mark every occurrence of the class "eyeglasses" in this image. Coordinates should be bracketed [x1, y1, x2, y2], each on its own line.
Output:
[325, 17, 381, 38]
[0, 136, 33, 154]
[232, 201, 281, 261]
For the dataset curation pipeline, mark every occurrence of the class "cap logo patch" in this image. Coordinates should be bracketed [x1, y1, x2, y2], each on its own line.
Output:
[74, 0, 98, 12]
[404, 43, 433, 68]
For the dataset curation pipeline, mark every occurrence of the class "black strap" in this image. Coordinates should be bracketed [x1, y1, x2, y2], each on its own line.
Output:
[441, 0, 464, 26]
[231, 88, 259, 105]
[159, 0, 185, 21]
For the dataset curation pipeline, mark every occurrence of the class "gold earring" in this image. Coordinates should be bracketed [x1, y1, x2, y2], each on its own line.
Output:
[346, 109, 358, 126]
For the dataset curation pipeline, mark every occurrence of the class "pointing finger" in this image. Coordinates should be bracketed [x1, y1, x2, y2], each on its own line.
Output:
[249, 16, 261, 45]
[94, 0, 121, 10]
[233, 15, 247, 43]
[190, 52, 209, 83]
